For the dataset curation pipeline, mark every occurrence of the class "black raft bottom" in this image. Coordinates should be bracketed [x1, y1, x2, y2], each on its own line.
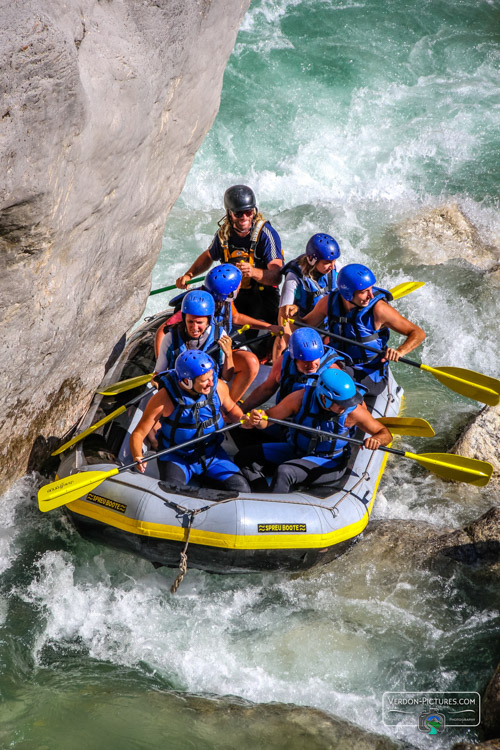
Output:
[67, 511, 357, 575]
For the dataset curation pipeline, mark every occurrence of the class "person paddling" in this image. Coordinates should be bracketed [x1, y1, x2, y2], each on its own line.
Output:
[130, 351, 252, 492]
[301, 263, 426, 397]
[237, 368, 392, 493]
[241, 327, 348, 413]
[175, 185, 284, 326]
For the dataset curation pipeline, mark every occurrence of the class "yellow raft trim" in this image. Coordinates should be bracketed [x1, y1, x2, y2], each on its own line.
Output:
[66, 452, 389, 551]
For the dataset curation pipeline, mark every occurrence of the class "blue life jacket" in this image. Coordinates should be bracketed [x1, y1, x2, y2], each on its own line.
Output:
[156, 370, 224, 461]
[213, 300, 233, 334]
[326, 287, 392, 383]
[276, 347, 346, 403]
[287, 384, 357, 460]
[281, 256, 337, 317]
[165, 322, 224, 371]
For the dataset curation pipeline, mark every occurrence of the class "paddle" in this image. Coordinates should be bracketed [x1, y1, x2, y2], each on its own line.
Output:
[376, 417, 434, 437]
[39, 421, 244, 512]
[149, 276, 206, 297]
[288, 319, 500, 407]
[51, 388, 154, 456]
[263, 416, 493, 487]
[98, 325, 251, 396]
[389, 281, 425, 300]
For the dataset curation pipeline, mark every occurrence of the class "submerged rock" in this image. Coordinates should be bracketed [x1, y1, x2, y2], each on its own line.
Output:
[396, 203, 499, 271]
[452, 405, 500, 493]
[0, 0, 250, 490]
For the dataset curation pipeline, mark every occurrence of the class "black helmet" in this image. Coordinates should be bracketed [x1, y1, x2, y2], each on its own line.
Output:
[224, 185, 257, 214]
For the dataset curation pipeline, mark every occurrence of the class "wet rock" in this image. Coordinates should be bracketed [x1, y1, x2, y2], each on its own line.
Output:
[0, 0, 250, 490]
[396, 203, 499, 271]
[452, 741, 500, 750]
[363, 507, 500, 566]
[452, 405, 500, 493]
[482, 663, 500, 740]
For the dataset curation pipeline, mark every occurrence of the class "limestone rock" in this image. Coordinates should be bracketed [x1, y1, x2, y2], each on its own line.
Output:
[452, 405, 500, 492]
[361, 507, 500, 566]
[396, 203, 499, 271]
[0, 0, 250, 490]
[482, 664, 500, 740]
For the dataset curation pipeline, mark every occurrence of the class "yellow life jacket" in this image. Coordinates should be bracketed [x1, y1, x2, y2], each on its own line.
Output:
[220, 219, 267, 289]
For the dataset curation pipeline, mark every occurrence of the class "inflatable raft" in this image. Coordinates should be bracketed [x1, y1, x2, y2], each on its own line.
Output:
[56, 311, 403, 575]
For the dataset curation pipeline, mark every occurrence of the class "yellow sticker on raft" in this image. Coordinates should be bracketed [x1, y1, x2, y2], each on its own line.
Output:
[258, 523, 307, 533]
[87, 492, 127, 514]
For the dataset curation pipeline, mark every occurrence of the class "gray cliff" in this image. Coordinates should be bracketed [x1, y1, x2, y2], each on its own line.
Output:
[0, 0, 250, 489]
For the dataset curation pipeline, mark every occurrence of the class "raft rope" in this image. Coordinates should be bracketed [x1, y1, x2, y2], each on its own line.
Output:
[170, 511, 194, 594]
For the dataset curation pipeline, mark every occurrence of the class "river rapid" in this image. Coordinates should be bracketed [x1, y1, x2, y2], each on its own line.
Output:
[2, 1, 499, 748]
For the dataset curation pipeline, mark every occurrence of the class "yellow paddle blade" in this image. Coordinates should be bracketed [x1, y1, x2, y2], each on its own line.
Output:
[420, 365, 500, 407]
[404, 451, 493, 486]
[38, 468, 120, 512]
[98, 373, 154, 396]
[389, 281, 425, 300]
[377, 417, 435, 437]
[51, 405, 127, 456]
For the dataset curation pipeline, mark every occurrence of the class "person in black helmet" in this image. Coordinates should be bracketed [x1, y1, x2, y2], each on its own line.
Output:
[176, 185, 284, 326]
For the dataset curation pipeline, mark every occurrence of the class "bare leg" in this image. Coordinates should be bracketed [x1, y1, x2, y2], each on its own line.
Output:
[229, 350, 259, 402]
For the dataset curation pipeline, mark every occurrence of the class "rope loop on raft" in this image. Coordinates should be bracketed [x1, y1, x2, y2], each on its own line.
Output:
[170, 512, 194, 594]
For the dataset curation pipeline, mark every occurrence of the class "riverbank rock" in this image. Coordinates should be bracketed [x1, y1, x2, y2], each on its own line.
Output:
[452, 405, 500, 493]
[452, 741, 500, 750]
[0, 0, 250, 490]
[396, 204, 499, 271]
[481, 663, 500, 740]
[362, 507, 500, 566]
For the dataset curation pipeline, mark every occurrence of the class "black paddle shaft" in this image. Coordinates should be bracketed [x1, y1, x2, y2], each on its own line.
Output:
[123, 422, 242, 473]
[292, 319, 420, 369]
[266, 416, 404, 457]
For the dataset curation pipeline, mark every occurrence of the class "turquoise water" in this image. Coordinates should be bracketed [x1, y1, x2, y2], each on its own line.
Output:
[2, 1, 500, 747]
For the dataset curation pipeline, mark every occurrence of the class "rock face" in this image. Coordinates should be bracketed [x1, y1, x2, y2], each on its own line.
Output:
[482, 664, 500, 741]
[452, 405, 500, 493]
[396, 203, 500, 271]
[0, 0, 250, 489]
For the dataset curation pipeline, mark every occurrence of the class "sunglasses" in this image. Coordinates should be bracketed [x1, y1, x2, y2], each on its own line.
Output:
[231, 209, 255, 218]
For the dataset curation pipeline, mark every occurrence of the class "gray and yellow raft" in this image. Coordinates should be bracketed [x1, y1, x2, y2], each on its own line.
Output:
[57, 312, 403, 574]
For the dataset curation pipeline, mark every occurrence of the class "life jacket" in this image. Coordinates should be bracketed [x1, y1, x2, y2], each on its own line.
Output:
[156, 371, 224, 461]
[326, 287, 392, 383]
[165, 322, 224, 371]
[276, 347, 345, 403]
[281, 257, 337, 317]
[220, 219, 267, 290]
[287, 384, 357, 460]
[213, 299, 233, 334]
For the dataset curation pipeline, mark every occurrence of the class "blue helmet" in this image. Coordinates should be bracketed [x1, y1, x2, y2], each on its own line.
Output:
[289, 328, 325, 361]
[175, 350, 215, 382]
[181, 290, 215, 318]
[337, 263, 376, 302]
[205, 264, 242, 301]
[316, 368, 361, 409]
[306, 233, 340, 262]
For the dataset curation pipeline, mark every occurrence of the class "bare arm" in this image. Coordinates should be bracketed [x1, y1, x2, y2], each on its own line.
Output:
[348, 405, 392, 450]
[238, 258, 283, 287]
[240, 357, 282, 411]
[129, 390, 173, 472]
[374, 301, 426, 361]
[248, 389, 303, 429]
[301, 295, 329, 328]
[176, 249, 213, 289]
